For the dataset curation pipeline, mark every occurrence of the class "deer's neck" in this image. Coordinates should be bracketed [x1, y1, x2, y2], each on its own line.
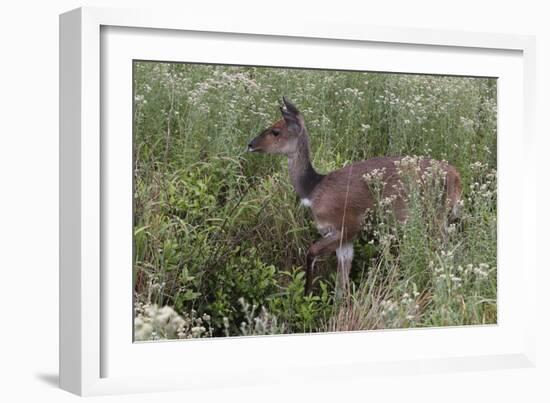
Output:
[287, 134, 324, 200]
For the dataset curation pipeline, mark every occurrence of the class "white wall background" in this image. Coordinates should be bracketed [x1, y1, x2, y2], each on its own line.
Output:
[0, 0, 547, 401]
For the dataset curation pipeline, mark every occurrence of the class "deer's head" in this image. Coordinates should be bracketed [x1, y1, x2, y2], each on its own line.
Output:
[248, 97, 305, 155]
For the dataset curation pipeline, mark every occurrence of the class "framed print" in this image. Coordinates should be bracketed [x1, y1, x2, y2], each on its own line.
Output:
[59, 6, 537, 396]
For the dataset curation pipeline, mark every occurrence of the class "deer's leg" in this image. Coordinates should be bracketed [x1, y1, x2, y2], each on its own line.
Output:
[335, 243, 354, 298]
[305, 232, 342, 295]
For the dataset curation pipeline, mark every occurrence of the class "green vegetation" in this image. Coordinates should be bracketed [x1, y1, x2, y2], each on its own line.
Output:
[133, 62, 497, 341]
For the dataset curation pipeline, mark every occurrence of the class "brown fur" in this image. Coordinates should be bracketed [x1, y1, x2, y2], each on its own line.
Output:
[310, 157, 461, 240]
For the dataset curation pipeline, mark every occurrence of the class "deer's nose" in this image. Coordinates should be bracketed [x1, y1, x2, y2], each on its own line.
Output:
[247, 140, 257, 152]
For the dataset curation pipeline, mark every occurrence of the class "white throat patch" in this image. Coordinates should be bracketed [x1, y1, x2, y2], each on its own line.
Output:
[300, 198, 312, 207]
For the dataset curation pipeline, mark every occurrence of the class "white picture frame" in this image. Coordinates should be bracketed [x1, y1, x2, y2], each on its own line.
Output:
[59, 6, 537, 396]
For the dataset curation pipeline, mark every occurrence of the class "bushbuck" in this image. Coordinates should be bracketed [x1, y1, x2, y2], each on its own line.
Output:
[248, 97, 461, 296]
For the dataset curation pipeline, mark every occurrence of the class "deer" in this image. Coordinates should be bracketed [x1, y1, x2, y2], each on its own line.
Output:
[247, 97, 462, 297]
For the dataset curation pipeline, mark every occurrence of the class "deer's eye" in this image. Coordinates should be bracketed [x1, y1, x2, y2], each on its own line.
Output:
[272, 128, 280, 136]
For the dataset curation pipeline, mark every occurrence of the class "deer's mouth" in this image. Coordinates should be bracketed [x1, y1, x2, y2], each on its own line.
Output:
[247, 142, 262, 152]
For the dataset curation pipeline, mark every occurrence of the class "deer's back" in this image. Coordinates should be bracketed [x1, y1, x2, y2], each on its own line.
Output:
[308, 156, 460, 241]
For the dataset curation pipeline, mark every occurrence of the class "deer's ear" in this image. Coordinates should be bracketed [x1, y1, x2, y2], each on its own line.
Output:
[283, 96, 300, 115]
[281, 110, 302, 133]
[280, 97, 303, 133]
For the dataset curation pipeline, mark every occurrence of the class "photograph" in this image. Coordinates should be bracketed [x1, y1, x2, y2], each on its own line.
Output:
[132, 61, 497, 341]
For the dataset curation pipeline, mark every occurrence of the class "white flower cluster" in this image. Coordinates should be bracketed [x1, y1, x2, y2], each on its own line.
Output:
[134, 303, 213, 341]
[379, 290, 420, 326]
[237, 298, 285, 336]
[429, 250, 494, 293]
[362, 167, 389, 202]
[468, 161, 497, 201]
[363, 167, 387, 183]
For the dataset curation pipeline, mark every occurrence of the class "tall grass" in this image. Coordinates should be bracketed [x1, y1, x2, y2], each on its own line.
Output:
[133, 62, 497, 341]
